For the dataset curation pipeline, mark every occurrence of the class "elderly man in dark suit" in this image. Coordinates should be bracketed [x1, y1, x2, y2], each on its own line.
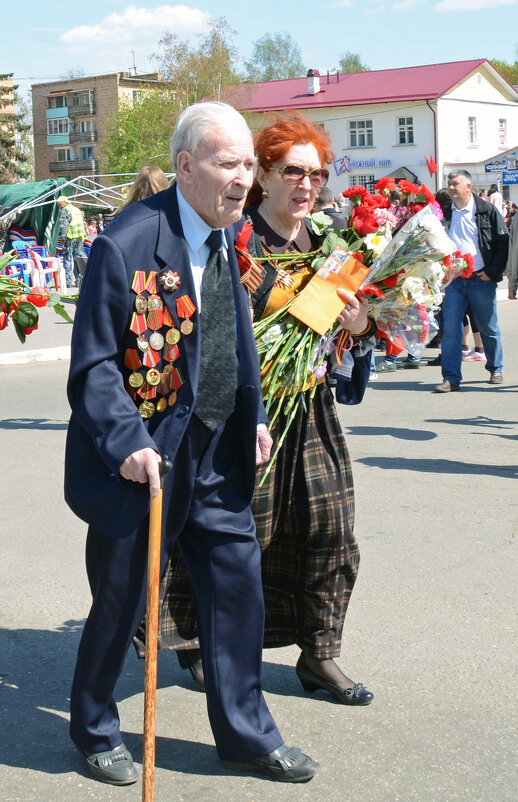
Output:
[65, 101, 318, 786]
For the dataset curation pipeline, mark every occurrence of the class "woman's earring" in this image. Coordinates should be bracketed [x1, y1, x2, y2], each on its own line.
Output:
[262, 188, 269, 199]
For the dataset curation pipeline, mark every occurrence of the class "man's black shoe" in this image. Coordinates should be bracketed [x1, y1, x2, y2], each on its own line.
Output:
[79, 743, 138, 785]
[222, 745, 319, 782]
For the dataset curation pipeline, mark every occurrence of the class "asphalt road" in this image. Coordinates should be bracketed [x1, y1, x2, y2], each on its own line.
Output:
[1, 300, 517, 801]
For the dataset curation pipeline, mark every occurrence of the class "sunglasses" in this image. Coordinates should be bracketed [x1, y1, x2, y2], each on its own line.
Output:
[267, 164, 330, 188]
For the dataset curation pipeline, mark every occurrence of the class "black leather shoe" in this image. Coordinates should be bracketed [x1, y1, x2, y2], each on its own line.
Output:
[222, 745, 319, 782]
[296, 655, 374, 706]
[79, 743, 138, 785]
[176, 648, 205, 692]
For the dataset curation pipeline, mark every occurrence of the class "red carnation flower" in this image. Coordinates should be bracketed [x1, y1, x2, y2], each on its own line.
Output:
[398, 180, 420, 196]
[374, 176, 396, 195]
[415, 183, 435, 205]
[343, 185, 368, 205]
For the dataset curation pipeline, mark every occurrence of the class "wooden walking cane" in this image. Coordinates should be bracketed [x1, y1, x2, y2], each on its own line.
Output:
[143, 456, 172, 802]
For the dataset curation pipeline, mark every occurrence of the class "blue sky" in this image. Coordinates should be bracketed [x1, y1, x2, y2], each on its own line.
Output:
[4, 0, 518, 98]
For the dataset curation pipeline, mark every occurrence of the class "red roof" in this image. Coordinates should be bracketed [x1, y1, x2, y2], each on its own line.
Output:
[231, 59, 506, 112]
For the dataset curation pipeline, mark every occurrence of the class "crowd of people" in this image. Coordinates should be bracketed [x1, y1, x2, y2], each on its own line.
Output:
[60, 100, 512, 790]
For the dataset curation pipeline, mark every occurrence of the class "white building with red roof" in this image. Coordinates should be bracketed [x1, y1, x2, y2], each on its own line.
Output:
[231, 59, 518, 202]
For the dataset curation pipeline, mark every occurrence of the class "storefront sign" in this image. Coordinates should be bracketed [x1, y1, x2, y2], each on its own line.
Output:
[502, 170, 518, 185]
[333, 155, 392, 176]
[485, 150, 518, 173]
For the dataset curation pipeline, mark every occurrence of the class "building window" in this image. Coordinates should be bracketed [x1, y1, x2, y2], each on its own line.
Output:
[48, 96, 66, 109]
[80, 146, 95, 160]
[133, 90, 142, 103]
[350, 174, 375, 193]
[79, 120, 94, 133]
[56, 148, 73, 162]
[468, 116, 477, 144]
[499, 118, 507, 146]
[397, 116, 414, 145]
[47, 118, 70, 135]
[349, 120, 373, 148]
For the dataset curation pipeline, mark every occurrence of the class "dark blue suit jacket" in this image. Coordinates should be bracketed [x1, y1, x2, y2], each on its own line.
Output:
[64, 185, 266, 538]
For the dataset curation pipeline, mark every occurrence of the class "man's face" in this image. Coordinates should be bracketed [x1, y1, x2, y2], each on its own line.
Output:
[448, 175, 472, 208]
[177, 125, 255, 228]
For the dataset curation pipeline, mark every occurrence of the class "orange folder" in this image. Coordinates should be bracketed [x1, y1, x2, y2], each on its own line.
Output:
[288, 247, 370, 336]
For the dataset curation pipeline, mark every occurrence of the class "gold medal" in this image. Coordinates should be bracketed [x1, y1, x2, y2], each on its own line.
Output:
[135, 294, 148, 314]
[168, 391, 178, 407]
[147, 294, 163, 311]
[156, 397, 167, 413]
[146, 368, 161, 386]
[149, 331, 165, 350]
[165, 327, 181, 345]
[180, 319, 194, 336]
[139, 400, 155, 419]
[136, 334, 149, 352]
[128, 371, 144, 388]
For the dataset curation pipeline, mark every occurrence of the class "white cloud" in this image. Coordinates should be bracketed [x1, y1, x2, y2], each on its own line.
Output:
[60, 4, 209, 50]
[328, 0, 355, 7]
[393, 0, 424, 10]
[435, 0, 515, 10]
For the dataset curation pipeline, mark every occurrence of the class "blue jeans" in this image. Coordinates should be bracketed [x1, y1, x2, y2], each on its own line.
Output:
[441, 275, 503, 385]
[64, 237, 85, 285]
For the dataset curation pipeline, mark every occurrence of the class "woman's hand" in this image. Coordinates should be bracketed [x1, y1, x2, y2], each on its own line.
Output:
[336, 289, 369, 335]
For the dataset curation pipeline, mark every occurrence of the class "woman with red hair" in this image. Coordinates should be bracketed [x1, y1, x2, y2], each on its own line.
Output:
[137, 113, 375, 707]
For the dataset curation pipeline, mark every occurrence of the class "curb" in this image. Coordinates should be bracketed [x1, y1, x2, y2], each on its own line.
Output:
[0, 345, 71, 366]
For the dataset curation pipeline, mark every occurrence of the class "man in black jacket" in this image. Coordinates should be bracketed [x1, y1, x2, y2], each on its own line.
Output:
[434, 169, 509, 393]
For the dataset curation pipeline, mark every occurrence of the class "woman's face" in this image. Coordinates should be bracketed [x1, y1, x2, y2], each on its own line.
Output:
[258, 143, 323, 231]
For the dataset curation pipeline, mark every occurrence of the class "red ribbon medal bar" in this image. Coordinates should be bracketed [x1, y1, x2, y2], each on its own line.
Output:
[176, 294, 196, 335]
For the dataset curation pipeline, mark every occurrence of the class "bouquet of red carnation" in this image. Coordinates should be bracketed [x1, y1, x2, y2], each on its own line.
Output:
[0, 252, 75, 342]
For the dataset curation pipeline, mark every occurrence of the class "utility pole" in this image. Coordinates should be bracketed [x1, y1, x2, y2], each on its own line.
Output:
[130, 51, 137, 76]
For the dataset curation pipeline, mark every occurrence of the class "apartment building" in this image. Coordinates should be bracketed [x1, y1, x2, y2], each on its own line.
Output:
[31, 72, 163, 182]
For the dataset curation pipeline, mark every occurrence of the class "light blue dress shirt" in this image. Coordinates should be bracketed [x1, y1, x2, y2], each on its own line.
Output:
[449, 194, 484, 273]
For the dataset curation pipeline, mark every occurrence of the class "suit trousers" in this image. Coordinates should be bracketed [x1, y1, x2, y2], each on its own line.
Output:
[69, 413, 283, 761]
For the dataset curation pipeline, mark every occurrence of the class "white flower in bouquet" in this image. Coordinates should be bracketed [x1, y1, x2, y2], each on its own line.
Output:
[364, 226, 392, 257]
[262, 323, 283, 345]
[400, 276, 431, 305]
[420, 259, 444, 287]
[419, 214, 456, 255]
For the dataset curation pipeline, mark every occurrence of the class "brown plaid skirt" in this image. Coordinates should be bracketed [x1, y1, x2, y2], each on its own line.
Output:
[133, 382, 359, 659]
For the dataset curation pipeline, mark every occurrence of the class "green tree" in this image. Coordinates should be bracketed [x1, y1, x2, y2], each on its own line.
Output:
[60, 68, 86, 80]
[102, 88, 180, 179]
[14, 90, 34, 181]
[338, 51, 370, 73]
[152, 16, 241, 107]
[244, 32, 306, 81]
[489, 58, 518, 85]
[0, 73, 30, 183]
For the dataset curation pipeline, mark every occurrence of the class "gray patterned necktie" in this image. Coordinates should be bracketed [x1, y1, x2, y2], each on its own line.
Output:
[194, 229, 237, 431]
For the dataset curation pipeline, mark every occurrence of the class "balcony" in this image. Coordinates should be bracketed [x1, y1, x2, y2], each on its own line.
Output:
[68, 102, 96, 117]
[46, 106, 68, 119]
[69, 131, 98, 144]
[49, 159, 99, 173]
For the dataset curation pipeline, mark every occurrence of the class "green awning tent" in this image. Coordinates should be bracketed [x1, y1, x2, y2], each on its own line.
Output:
[0, 178, 68, 256]
[0, 173, 175, 256]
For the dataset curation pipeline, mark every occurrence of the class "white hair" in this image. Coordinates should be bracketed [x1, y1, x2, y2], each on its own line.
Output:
[170, 101, 250, 169]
